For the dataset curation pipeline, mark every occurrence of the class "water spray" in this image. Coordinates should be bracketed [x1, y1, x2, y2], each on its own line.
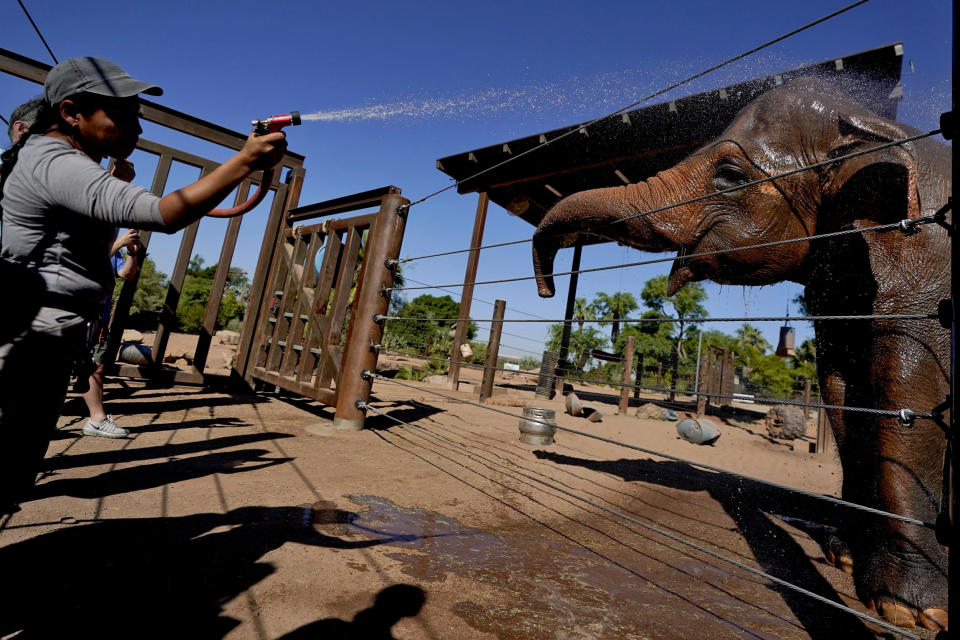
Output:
[208, 111, 302, 218]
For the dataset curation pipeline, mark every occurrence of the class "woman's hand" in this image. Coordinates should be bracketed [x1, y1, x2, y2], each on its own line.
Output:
[111, 158, 136, 183]
[240, 131, 287, 171]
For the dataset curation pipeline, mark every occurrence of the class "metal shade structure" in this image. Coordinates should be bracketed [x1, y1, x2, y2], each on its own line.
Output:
[436, 43, 905, 233]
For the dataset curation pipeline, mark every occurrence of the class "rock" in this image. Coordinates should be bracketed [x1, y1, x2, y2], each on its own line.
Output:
[635, 403, 677, 421]
[216, 330, 241, 345]
[423, 375, 448, 386]
[766, 405, 806, 440]
[121, 329, 144, 344]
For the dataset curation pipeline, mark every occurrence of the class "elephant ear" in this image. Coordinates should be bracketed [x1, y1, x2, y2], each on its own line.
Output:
[823, 112, 921, 221]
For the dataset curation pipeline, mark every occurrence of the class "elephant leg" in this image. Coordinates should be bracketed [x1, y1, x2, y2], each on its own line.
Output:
[847, 343, 949, 630]
[817, 355, 858, 576]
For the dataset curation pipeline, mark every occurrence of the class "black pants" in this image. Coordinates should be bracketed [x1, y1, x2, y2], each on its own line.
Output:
[0, 312, 83, 513]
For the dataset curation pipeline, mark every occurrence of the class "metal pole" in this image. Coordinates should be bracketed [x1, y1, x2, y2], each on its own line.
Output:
[480, 300, 506, 403]
[694, 328, 704, 393]
[448, 192, 489, 390]
[555, 242, 583, 395]
[619, 336, 635, 414]
[332, 192, 410, 430]
[633, 353, 643, 400]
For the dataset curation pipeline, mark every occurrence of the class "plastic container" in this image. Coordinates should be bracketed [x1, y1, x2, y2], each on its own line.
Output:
[677, 417, 721, 445]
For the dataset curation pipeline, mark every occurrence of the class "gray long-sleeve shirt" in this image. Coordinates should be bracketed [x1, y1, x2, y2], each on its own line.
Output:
[1, 135, 165, 315]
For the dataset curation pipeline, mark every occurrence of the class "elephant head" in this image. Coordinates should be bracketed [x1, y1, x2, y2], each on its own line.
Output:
[532, 78, 928, 299]
[532, 77, 952, 630]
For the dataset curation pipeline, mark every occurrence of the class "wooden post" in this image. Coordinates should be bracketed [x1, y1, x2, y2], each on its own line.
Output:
[448, 192, 489, 391]
[480, 300, 506, 403]
[633, 353, 643, 400]
[332, 192, 409, 430]
[618, 336, 635, 414]
[555, 242, 583, 396]
[815, 407, 834, 455]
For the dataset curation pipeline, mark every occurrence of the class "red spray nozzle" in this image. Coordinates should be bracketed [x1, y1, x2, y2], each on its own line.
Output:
[208, 111, 301, 218]
[252, 111, 302, 135]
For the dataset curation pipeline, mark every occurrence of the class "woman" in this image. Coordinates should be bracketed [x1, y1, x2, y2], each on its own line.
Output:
[0, 57, 287, 513]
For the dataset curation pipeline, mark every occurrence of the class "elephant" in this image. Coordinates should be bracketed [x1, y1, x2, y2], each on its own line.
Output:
[531, 77, 951, 630]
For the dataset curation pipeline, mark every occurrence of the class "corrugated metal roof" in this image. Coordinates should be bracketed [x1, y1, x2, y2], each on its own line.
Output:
[436, 43, 904, 231]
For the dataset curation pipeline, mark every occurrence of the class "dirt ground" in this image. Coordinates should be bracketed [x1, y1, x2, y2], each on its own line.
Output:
[0, 345, 937, 640]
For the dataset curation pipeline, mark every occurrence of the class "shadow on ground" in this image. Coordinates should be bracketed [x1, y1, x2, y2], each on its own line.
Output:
[0, 507, 420, 639]
[277, 583, 426, 639]
[535, 452, 884, 640]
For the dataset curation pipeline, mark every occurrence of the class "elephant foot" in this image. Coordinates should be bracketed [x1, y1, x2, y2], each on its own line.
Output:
[855, 545, 948, 631]
[866, 599, 947, 631]
[821, 533, 854, 575]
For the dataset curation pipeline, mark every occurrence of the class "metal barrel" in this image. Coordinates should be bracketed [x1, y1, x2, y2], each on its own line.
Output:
[519, 407, 557, 445]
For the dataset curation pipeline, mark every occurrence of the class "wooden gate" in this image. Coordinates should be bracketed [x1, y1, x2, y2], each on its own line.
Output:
[696, 345, 736, 414]
[237, 187, 409, 428]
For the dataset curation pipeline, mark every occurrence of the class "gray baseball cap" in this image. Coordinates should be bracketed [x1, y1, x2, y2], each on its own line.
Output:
[44, 57, 163, 105]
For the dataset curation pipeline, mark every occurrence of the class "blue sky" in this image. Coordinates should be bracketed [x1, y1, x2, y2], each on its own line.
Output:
[1, 0, 952, 358]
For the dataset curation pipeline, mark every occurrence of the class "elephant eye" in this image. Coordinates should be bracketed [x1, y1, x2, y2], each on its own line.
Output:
[713, 164, 751, 192]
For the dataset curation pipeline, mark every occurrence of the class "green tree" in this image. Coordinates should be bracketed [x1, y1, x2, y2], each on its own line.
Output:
[546, 322, 607, 371]
[792, 337, 818, 391]
[640, 276, 707, 399]
[115, 257, 167, 327]
[173, 254, 248, 333]
[614, 311, 674, 390]
[572, 297, 595, 332]
[591, 291, 638, 343]
[384, 294, 477, 354]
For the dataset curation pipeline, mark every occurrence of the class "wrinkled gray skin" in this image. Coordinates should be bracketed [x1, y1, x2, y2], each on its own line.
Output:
[532, 78, 951, 630]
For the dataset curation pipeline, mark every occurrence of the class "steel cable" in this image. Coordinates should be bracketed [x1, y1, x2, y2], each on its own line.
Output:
[403, 276, 551, 322]
[397, 128, 940, 266]
[390, 205, 944, 292]
[16, 0, 58, 64]
[401, 0, 874, 210]
[366, 373, 934, 529]
[360, 400, 925, 640]
[381, 312, 938, 324]
[380, 352, 934, 420]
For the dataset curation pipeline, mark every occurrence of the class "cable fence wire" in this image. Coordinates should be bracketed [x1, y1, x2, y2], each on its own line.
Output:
[401, 0, 874, 210]
[374, 351, 934, 421]
[390, 202, 945, 292]
[360, 399, 926, 640]
[380, 312, 939, 324]
[397, 128, 941, 267]
[365, 373, 934, 530]
[402, 276, 551, 322]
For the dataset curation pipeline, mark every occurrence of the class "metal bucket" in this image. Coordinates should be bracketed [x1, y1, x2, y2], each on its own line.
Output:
[519, 407, 557, 445]
[564, 392, 584, 416]
[677, 417, 721, 445]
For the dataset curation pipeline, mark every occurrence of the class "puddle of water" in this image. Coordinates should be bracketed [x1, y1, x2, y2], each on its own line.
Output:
[329, 495, 798, 640]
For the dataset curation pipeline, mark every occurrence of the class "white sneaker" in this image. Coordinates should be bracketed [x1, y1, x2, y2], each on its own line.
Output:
[82, 415, 129, 439]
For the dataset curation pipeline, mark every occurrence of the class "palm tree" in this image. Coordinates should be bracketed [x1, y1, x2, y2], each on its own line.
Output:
[572, 297, 595, 332]
[640, 276, 707, 400]
[591, 291, 638, 343]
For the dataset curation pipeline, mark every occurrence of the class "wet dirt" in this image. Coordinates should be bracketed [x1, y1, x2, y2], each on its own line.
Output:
[1, 371, 939, 640]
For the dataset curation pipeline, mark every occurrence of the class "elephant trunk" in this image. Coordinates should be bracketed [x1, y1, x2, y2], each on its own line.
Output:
[532, 178, 695, 297]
